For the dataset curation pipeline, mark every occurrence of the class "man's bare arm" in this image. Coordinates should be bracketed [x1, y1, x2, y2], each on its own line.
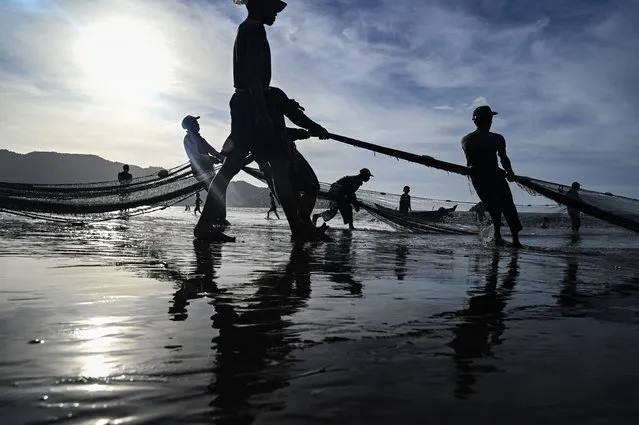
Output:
[282, 99, 328, 139]
[497, 136, 515, 178]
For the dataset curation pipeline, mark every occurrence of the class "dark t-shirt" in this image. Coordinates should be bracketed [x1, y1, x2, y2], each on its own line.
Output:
[233, 20, 271, 90]
[461, 131, 506, 175]
[399, 193, 411, 213]
[118, 171, 132, 184]
[330, 175, 362, 202]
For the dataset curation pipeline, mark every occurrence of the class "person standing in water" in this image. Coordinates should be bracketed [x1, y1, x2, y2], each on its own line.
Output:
[194, 192, 203, 216]
[565, 182, 581, 232]
[313, 168, 373, 230]
[117, 165, 133, 212]
[118, 164, 132, 185]
[196, 0, 316, 241]
[462, 106, 522, 247]
[399, 185, 411, 214]
[182, 115, 224, 190]
[266, 192, 280, 219]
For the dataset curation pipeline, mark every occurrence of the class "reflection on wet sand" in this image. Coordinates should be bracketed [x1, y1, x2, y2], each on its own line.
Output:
[395, 245, 409, 281]
[206, 244, 313, 424]
[164, 240, 316, 424]
[449, 250, 519, 399]
[324, 230, 362, 295]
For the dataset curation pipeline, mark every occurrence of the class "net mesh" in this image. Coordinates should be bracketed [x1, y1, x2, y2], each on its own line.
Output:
[0, 163, 213, 219]
[515, 176, 639, 233]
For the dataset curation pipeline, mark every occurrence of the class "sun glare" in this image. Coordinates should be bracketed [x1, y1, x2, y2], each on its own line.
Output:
[74, 18, 173, 103]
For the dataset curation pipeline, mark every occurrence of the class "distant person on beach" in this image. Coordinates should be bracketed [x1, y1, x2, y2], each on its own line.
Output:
[185, 204, 190, 212]
[182, 115, 224, 190]
[399, 186, 411, 214]
[566, 182, 581, 232]
[194, 192, 202, 216]
[117, 165, 133, 212]
[266, 192, 280, 219]
[539, 216, 550, 229]
[195, 0, 329, 241]
[462, 105, 522, 247]
[118, 165, 132, 185]
[312, 168, 373, 230]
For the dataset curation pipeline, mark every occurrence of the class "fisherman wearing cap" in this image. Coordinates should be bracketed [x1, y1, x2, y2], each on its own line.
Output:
[197, 0, 330, 241]
[399, 185, 411, 214]
[313, 168, 373, 230]
[565, 182, 581, 232]
[182, 115, 224, 190]
[462, 105, 522, 247]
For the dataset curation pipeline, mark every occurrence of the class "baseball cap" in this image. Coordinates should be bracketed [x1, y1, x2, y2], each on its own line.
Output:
[360, 168, 373, 177]
[239, 0, 287, 12]
[472, 105, 498, 121]
[181, 115, 200, 129]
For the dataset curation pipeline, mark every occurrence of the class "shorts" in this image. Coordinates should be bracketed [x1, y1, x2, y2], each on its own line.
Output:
[229, 91, 287, 161]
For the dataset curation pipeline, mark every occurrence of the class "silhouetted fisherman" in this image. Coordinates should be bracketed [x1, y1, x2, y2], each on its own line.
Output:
[266, 192, 280, 219]
[399, 185, 411, 214]
[196, 0, 321, 241]
[118, 164, 132, 185]
[462, 106, 522, 247]
[117, 164, 133, 212]
[182, 115, 223, 190]
[194, 192, 202, 216]
[312, 168, 373, 230]
[566, 182, 581, 232]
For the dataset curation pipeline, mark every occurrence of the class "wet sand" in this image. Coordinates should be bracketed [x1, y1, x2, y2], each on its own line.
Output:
[1, 208, 639, 424]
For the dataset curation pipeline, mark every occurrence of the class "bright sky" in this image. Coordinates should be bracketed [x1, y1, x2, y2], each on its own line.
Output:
[1, 0, 638, 201]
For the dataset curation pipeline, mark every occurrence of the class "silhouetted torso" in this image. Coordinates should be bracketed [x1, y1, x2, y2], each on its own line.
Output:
[118, 171, 132, 184]
[461, 130, 506, 175]
[233, 20, 271, 90]
[399, 193, 410, 213]
[330, 175, 362, 197]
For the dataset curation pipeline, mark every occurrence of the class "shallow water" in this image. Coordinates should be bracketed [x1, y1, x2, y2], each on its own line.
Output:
[1, 208, 638, 425]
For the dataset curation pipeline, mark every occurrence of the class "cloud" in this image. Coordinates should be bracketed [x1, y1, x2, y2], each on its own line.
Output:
[1, 0, 638, 200]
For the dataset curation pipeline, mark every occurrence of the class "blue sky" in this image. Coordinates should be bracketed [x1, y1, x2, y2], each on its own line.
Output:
[1, 0, 638, 202]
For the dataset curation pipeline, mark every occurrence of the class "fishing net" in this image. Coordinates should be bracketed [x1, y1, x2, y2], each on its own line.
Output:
[515, 176, 639, 233]
[0, 163, 214, 221]
[327, 133, 639, 234]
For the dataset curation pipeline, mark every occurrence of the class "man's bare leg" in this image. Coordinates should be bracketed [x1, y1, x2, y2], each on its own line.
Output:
[269, 158, 303, 238]
[194, 157, 242, 238]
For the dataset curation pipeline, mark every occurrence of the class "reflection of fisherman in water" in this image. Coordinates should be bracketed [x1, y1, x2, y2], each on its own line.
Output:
[449, 250, 519, 399]
[166, 240, 315, 423]
[208, 244, 314, 423]
[324, 230, 362, 295]
[168, 240, 222, 321]
[394, 245, 409, 280]
[557, 257, 579, 309]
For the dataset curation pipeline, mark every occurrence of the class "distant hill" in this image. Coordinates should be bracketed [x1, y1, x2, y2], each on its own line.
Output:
[0, 149, 274, 208]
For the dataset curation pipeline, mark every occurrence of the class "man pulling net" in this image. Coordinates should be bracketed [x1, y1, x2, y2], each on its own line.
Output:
[462, 106, 522, 247]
